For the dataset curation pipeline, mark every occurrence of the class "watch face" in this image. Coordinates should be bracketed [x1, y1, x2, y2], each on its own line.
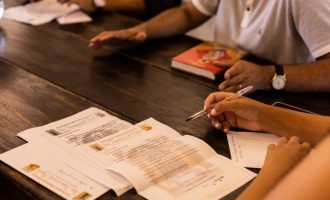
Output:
[272, 75, 286, 90]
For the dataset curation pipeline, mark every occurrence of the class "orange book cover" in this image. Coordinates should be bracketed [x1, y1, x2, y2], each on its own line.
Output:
[171, 42, 246, 80]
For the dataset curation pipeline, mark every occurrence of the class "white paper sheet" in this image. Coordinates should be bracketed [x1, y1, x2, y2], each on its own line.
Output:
[0, 143, 108, 200]
[227, 131, 279, 168]
[4, 0, 79, 25]
[15, 108, 256, 199]
[18, 107, 133, 196]
[104, 120, 256, 200]
[57, 11, 92, 25]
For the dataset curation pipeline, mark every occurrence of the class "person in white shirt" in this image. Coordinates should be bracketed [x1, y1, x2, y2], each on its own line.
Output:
[89, 0, 330, 93]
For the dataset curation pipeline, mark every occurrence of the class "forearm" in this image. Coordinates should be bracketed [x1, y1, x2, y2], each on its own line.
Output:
[258, 105, 330, 146]
[134, 3, 208, 39]
[265, 136, 330, 200]
[104, 0, 146, 15]
[283, 57, 330, 92]
[238, 168, 285, 200]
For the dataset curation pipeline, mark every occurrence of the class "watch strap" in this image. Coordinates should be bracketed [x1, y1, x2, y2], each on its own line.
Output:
[274, 64, 284, 76]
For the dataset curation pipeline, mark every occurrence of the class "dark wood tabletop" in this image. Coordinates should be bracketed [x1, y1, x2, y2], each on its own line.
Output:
[1, 0, 330, 199]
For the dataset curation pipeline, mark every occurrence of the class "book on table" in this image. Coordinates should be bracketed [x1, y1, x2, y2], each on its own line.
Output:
[171, 42, 247, 80]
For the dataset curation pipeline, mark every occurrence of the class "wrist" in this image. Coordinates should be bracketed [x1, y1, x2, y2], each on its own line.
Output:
[263, 66, 275, 90]
[257, 104, 275, 132]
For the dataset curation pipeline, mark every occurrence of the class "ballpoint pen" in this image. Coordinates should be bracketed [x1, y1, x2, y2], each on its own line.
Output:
[185, 85, 253, 121]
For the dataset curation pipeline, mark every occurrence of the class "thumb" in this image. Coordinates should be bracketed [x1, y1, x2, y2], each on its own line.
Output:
[213, 60, 235, 68]
[133, 31, 147, 42]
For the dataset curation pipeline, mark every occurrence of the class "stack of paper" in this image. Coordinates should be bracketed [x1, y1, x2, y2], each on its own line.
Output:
[1, 143, 108, 199]
[1, 107, 257, 200]
[227, 131, 279, 168]
[1, 108, 133, 199]
[4, 0, 91, 26]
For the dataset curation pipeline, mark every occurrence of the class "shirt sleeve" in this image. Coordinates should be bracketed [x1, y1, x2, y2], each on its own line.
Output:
[292, 0, 330, 59]
[191, 0, 219, 16]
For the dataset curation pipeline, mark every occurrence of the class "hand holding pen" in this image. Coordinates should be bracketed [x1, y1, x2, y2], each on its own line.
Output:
[186, 86, 253, 121]
[186, 86, 256, 133]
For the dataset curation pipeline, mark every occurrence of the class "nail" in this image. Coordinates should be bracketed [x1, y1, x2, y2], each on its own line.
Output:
[211, 109, 216, 116]
[215, 123, 221, 129]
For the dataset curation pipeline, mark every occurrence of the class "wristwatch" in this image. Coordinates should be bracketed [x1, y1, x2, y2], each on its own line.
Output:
[272, 64, 286, 90]
[94, 0, 106, 8]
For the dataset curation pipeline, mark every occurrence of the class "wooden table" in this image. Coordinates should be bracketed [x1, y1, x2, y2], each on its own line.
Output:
[1, 1, 330, 199]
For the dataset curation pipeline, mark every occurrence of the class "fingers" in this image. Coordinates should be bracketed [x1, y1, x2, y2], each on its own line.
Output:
[302, 142, 311, 151]
[89, 32, 109, 49]
[89, 31, 124, 49]
[221, 85, 242, 93]
[224, 62, 242, 79]
[204, 92, 236, 111]
[212, 118, 221, 130]
[267, 143, 276, 151]
[209, 105, 237, 132]
[95, 32, 114, 43]
[219, 74, 245, 91]
[288, 136, 300, 144]
[220, 60, 267, 92]
[211, 116, 231, 133]
[277, 137, 288, 146]
[210, 100, 236, 117]
[213, 60, 236, 68]
[89, 29, 147, 50]
[135, 31, 147, 42]
[220, 62, 245, 91]
[277, 136, 311, 151]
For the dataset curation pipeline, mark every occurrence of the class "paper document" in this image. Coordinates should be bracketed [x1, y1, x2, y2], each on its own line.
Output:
[18, 107, 133, 196]
[227, 131, 279, 168]
[7, 107, 257, 199]
[0, 143, 108, 200]
[57, 11, 92, 25]
[104, 119, 256, 200]
[4, 0, 79, 25]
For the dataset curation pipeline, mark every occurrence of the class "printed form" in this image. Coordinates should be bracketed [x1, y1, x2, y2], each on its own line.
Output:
[90, 118, 256, 200]
[14, 108, 256, 199]
[18, 107, 133, 196]
[0, 143, 107, 200]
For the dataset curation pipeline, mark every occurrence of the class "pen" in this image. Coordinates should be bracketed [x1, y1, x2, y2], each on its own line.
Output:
[185, 86, 253, 121]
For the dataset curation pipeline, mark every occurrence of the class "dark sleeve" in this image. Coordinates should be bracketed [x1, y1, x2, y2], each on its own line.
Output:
[144, 0, 182, 18]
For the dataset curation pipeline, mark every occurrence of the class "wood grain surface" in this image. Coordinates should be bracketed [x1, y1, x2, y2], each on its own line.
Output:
[0, 0, 330, 199]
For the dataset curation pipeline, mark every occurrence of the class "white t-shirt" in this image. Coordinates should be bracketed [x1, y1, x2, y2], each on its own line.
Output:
[191, 0, 330, 64]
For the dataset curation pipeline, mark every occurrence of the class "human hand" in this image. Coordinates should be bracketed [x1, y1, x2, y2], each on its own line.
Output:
[263, 136, 311, 176]
[204, 92, 268, 132]
[89, 27, 147, 50]
[237, 136, 311, 200]
[58, 0, 96, 12]
[219, 60, 274, 93]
